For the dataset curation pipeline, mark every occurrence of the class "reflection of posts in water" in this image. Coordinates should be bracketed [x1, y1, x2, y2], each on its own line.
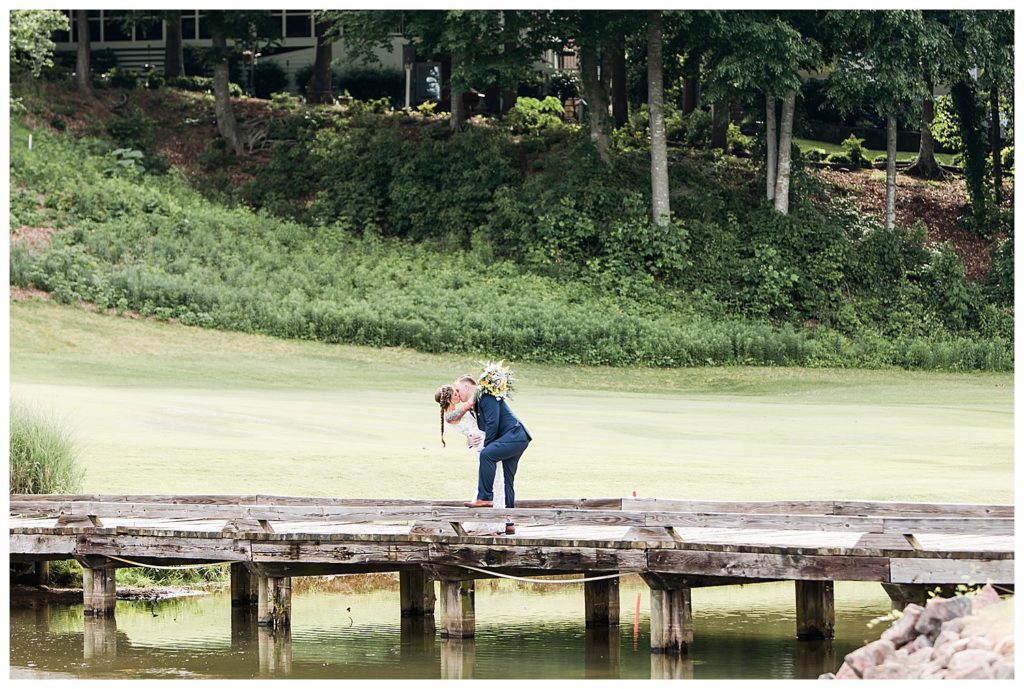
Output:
[795, 639, 837, 679]
[231, 605, 259, 648]
[401, 616, 437, 657]
[83, 616, 118, 662]
[440, 638, 476, 680]
[257, 627, 293, 677]
[650, 652, 694, 680]
[34, 603, 51, 632]
[584, 627, 621, 680]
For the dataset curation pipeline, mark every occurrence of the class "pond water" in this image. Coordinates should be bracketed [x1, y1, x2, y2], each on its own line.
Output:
[10, 577, 892, 680]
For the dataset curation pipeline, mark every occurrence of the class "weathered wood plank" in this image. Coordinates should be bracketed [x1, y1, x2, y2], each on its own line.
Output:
[889, 558, 1015, 585]
[9, 533, 78, 556]
[250, 542, 429, 565]
[428, 543, 646, 572]
[833, 501, 1013, 518]
[648, 549, 890, 582]
[76, 534, 250, 562]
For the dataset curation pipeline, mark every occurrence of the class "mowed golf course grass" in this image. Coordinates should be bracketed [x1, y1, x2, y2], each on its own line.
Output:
[9, 298, 1014, 503]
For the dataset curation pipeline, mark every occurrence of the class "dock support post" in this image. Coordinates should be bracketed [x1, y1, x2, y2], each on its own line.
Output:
[231, 563, 260, 607]
[81, 564, 117, 618]
[83, 616, 118, 661]
[257, 576, 292, 629]
[584, 573, 620, 628]
[400, 569, 436, 618]
[795, 580, 835, 640]
[881, 583, 929, 611]
[649, 587, 693, 654]
[439, 579, 475, 639]
[33, 561, 50, 587]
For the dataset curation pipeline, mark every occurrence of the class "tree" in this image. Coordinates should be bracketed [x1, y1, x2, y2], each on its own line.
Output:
[10, 9, 69, 78]
[74, 10, 92, 95]
[164, 11, 185, 78]
[306, 12, 333, 104]
[648, 10, 670, 226]
[826, 10, 938, 229]
[706, 12, 822, 214]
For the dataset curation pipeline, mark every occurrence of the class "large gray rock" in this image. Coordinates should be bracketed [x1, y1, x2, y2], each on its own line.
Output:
[932, 637, 971, 669]
[844, 639, 895, 677]
[966, 636, 994, 651]
[939, 616, 965, 636]
[914, 595, 973, 639]
[971, 584, 1001, 612]
[946, 650, 999, 679]
[835, 662, 858, 679]
[881, 604, 923, 648]
[906, 646, 934, 665]
[991, 660, 1015, 680]
[932, 629, 960, 649]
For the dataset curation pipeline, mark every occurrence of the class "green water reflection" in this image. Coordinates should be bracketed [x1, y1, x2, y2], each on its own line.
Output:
[10, 578, 891, 679]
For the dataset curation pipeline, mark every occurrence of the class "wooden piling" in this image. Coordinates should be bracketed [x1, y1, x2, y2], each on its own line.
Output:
[649, 587, 693, 654]
[257, 576, 292, 629]
[439, 579, 475, 639]
[440, 638, 476, 679]
[82, 564, 117, 618]
[795, 580, 835, 640]
[231, 563, 259, 607]
[32, 561, 50, 587]
[584, 573, 620, 628]
[881, 582, 930, 611]
[400, 569, 436, 618]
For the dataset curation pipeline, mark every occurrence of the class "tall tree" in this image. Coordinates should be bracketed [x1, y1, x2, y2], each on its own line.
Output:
[705, 12, 822, 214]
[164, 11, 185, 78]
[306, 12, 333, 104]
[74, 10, 92, 95]
[609, 42, 628, 128]
[826, 10, 937, 230]
[648, 10, 670, 226]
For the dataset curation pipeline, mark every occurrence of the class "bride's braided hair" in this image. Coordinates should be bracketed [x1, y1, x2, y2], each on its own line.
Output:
[434, 385, 455, 447]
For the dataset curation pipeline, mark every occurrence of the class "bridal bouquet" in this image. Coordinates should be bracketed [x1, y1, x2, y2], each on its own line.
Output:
[478, 361, 515, 401]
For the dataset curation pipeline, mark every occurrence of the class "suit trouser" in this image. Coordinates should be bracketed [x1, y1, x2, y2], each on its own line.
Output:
[477, 428, 530, 508]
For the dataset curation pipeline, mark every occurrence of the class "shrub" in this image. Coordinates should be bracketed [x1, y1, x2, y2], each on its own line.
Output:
[167, 75, 243, 97]
[336, 65, 405, 107]
[726, 122, 752, 155]
[1000, 145, 1013, 171]
[803, 148, 828, 162]
[250, 61, 289, 99]
[547, 70, 581, 100]
[506, 96, 564, 134]
[827, 152, 852, 166]
[840, 135, 869, 168]
[9, 400, 82, 494]
[682, 109, 712, 148]
[102, 66, 138, 89]
[107, 106, 157, 152]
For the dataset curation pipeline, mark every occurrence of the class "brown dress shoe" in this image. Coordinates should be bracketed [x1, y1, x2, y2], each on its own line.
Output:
[463, 499, 493, 508]
[504, 524, 516, 535]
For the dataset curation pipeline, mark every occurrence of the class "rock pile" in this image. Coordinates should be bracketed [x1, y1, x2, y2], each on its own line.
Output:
[820, 584, 1013, 680]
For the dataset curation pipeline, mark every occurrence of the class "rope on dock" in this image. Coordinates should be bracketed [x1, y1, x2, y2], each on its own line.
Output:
[104, 555, 235, 570]
[455, 565, 636, 584]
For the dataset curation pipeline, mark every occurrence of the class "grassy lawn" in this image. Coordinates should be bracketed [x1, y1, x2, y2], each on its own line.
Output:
[794, 137, 958, 166]
[9, 298, 1013, 503]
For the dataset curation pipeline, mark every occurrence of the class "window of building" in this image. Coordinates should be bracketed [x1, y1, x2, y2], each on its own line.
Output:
[135, 14, 164, 42]
[103, 11, 131, 42]
[285, 11, 313, 38]
[198, 14, 211, 40]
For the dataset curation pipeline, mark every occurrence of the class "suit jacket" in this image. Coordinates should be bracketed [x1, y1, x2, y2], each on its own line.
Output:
[474, 393, 532, 448]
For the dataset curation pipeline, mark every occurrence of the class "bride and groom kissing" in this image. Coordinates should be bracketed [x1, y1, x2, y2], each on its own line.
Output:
[434, 367, 532, 536]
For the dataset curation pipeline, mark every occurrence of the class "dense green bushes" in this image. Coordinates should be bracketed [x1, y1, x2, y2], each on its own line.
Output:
[8, 123, 1012, 371]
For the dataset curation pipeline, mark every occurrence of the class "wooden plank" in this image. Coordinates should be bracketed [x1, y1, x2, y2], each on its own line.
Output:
[834, 500, 1013, 518]
[76, 534, 250, 562]
[889, 558, 1015, 585]
[428, 543, 646, 572]
[624, 498, 835, 515]
[881, 517, 1014, 536]
[648, 549, 890, 582]
[651, 513, 885, 533]
[251, 542, 429, 565]
[9, 533, 78, 556]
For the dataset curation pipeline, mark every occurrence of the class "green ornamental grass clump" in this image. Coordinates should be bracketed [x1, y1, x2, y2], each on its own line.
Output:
[9, 399, 82, 494]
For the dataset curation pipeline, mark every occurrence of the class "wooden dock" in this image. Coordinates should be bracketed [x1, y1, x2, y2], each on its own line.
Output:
[9, 494, 1014, 658]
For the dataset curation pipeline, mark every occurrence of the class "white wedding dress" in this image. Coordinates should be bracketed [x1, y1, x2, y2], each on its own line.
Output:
[451, 410, 506, 534]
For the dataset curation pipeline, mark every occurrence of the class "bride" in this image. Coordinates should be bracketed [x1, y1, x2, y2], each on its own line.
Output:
[435, 384, 509, 535]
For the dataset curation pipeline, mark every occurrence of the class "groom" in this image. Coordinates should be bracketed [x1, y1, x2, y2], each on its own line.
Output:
[454, 374, 532, 528]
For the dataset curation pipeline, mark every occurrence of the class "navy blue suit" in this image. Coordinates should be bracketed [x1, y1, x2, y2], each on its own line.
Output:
[473, 393, 531, 508]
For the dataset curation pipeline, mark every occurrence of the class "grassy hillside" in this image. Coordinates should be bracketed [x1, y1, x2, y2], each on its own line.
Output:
[10, 299, 1014, 502]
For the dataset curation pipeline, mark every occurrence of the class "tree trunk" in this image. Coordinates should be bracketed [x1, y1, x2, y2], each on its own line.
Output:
[501, 39, 517, 114]
[766, 94, 777, 201]
[990, 86, 1002, 206]
[681, 76, 700, 115]
[610, 42, 628, 128]
[580, 43, 610, 163]
[448, 55, 465, 133]
[710, 100, 728, 150]
[886, 114, 897, 230]
[305, 17, 333, 104]
[211, 31, 243, 156]
[905, 80, 945, 179]
[773, 89, 796, 215]
[75, 10, 92, 95]
[950, 79, 991, 219]
[163, 11, 185, 78]
[648, 10, 671, 227]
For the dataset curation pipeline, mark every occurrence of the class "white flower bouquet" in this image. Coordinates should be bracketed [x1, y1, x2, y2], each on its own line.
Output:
[478, 361, 515, 401]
